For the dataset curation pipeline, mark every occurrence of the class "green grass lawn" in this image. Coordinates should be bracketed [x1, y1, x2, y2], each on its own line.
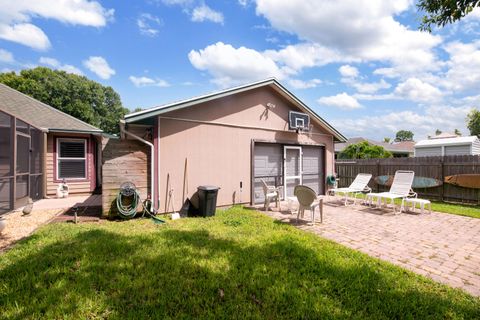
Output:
[1, 207, 479, 319]
[353, 194, 480, 219]
[430, 201, 480, 219]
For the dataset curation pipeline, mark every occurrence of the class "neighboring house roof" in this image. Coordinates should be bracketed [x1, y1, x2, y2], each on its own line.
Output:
[0, 83, 102, 134]
[415, 136, 479, 147]
[430, 132, 458, 139]
[124, 78, 347, 142]
[335, 137, 414, 154]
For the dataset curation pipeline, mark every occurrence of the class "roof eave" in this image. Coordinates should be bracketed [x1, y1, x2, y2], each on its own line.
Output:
[48, 128, 103, 135]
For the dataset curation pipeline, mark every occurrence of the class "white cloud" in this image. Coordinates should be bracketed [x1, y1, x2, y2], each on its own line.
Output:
[349, 79, 391, 94]
[191, 5, 224, 24]
[39, 57, 83, 75]
[441, 40, 480, 92]
[254, 0, 441, 75]
[289, 78, 322, 89]
[137, 13, 162, 36]
[265, 43, 353, 72]
[0, 48, 14, 63]
[188, 41, 355, 88]
[332, 105, 471, 140]
[162, 0, 193, 5]
[339, 65, 359, 78]
[339, 64, 391, 94]
[0, 23, 50, 50]
[318, 92, 362, 110]
[394, 78, 443, 102]
[188, 42, 286, 87]
[238, 0, 251, 7]
[129, 76, 170, 87]
[83, 56, 115, 79]
[0, 0, 114, 50]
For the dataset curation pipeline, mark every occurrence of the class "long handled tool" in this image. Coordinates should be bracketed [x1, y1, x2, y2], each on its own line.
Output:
[169, 188, 180, 220]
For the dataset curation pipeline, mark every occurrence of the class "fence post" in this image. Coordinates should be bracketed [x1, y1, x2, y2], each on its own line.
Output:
[376, 159, 380, 193]
[440, 158, 444, 202]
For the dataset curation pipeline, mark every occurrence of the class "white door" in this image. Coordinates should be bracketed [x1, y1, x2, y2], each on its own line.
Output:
[284, 146, 302, 199]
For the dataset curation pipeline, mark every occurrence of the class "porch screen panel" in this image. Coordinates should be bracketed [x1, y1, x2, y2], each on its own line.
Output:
[0, 178, 12, 214]
[0, 111, 12, 177]
[0, 111, 12, 214]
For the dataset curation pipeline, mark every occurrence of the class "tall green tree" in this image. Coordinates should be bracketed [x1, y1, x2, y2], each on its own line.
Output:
[467, 108, 480, 138]
[338, 141, 393, 159]
[435, 129, 442, 136]
[418, 0, 480, 31]
[395, 130, 414, 142]
[0, 67, 128, 134]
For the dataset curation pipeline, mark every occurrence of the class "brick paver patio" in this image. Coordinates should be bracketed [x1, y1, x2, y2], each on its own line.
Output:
[262, 198, 480, 297]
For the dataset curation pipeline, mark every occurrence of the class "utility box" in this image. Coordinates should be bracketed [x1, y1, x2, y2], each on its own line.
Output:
[197, 186, 220, 217]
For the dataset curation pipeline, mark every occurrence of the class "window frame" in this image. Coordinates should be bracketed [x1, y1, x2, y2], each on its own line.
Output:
[56, 138, 88, 180]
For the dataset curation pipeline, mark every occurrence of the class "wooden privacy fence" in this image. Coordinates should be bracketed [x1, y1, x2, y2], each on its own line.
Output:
[335, 155, 480, 204]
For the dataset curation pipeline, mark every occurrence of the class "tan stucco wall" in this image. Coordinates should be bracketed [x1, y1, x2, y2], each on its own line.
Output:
[157, 86, 335, 213]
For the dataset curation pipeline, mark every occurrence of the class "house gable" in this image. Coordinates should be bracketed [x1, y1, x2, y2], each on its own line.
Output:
[160, 86, 332, 138]
[125, 79, 345, 142]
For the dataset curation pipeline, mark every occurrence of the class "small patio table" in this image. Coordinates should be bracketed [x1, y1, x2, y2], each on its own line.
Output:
[404, 198, 431, 214]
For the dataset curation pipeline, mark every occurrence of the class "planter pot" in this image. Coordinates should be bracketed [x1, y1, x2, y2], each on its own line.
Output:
[0, 218, 6, 234]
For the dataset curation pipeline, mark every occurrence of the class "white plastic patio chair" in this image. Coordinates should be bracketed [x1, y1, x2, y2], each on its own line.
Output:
[327, 173, 372, 205]
[367, 170, 416, 214]
[294, 185, 323, 224]
[261, 179, 281, 211]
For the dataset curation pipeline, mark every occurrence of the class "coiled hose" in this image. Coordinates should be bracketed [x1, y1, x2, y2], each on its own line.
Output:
[116, 188, 165, 223]
[116, 189, 140, 219]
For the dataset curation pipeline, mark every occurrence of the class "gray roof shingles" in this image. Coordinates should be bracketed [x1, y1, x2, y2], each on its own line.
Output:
[0, 83, 101, 133]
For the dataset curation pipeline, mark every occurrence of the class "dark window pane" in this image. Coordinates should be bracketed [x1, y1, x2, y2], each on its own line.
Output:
[59, 141, 85, 158]
[30, 174, 43, 200]
[30, 128, 43, 174]
[16, 135, 30, 174]
[16, 175, 28, 200]
[0, 178, 12, 214]
[58, 160, 85, 179]
[0, 111, 12, 177]
[16, 118, 29, 134]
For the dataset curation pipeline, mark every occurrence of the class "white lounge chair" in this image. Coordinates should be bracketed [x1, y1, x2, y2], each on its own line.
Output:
[367, 170, 416, 214]
[261, 179, 281, 211]
[327, 173, 372, 205]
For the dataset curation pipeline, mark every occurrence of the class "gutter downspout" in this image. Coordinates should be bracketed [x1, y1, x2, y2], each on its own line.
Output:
[119, 120, 155, 209]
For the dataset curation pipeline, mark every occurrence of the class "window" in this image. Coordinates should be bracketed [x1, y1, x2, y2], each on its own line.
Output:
[57, 139, 87, 179]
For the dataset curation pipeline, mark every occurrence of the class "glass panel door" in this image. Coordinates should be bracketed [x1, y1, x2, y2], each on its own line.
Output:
[283, 146, 302, 198]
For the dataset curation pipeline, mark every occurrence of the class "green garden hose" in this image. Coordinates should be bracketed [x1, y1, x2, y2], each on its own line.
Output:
[116, 189, 140, 219]
[116, 182, 165, 223]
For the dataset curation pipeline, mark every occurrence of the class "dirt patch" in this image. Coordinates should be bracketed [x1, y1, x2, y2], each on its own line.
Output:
[51, 206, 102, 223]
[0, 208, 64, 252]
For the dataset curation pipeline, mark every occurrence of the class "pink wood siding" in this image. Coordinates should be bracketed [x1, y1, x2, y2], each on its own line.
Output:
[46, 133, 96, 196]
[157, 86, 335, 213]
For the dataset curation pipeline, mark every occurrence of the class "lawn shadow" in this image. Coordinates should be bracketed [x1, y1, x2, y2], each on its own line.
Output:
[0, 220, 478, 319]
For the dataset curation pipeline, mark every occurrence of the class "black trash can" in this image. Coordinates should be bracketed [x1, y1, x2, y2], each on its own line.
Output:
[197, 185, 220, 217]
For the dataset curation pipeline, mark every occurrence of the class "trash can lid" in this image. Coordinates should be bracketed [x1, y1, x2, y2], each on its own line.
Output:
[198, 185, 220, 191]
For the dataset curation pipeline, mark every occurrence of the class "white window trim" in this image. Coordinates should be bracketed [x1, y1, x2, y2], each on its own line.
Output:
[56, 138, 87, 180]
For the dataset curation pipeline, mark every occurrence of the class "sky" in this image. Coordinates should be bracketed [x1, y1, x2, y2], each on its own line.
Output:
[0, 0, 479, 141]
